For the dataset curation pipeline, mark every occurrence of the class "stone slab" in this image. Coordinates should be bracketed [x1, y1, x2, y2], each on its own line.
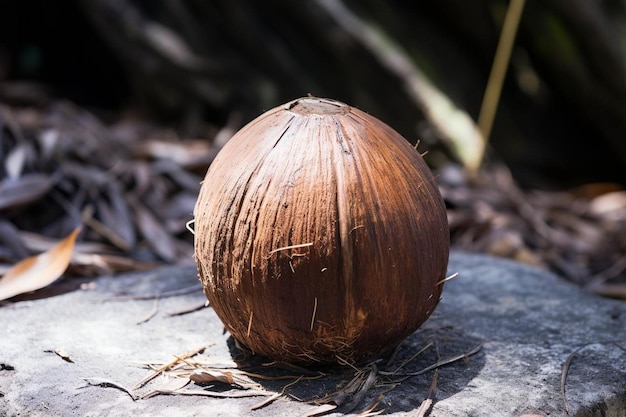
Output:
[1, 252, 625, 416]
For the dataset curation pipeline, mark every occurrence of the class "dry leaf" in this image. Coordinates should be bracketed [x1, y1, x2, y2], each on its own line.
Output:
[189, 369, 266, 391]
[129, 196, 176, 262]
[142, 375, 190, 396]
[589, 190, 626, 220]
[98, 182, 136, 249]
[53, 348, 74, 363]
[0, 173, 57, 210]
[5, 142, 28, 179]
[190, 369, 235, 385]
[139, 138, 215, 167]
[0, 226, 81, 301]
[301, 404, 338, 417]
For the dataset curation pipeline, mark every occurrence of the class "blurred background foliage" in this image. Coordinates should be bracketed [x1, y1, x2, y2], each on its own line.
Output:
[1, 0, 625, 188]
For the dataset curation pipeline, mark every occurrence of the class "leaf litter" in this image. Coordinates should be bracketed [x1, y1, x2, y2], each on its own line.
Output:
[438, 164, 626, 297]
[81, 334, 481, 415]
[0, 99, 222, 296]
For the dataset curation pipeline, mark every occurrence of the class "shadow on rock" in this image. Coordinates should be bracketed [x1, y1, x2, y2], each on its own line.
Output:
[225, 326, 484, 415]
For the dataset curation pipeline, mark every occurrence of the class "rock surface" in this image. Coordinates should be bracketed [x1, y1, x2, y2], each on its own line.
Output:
[1, 252, 625, 416]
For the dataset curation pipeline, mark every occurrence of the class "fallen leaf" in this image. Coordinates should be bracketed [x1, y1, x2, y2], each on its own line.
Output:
[190, 369, 235, 385]
[301, 404, 338, 417]
[0, 173, 57, 210]
[166, 301, 208, 316]
[129, 196, 177, 262]
[138, 138, 215, 167]
[0, 226, 81, 301]
[98, 182, 136, 249]
[4, 142, 28, 179]
[590, 190, 626, 218]
[53, 348, 74, 363]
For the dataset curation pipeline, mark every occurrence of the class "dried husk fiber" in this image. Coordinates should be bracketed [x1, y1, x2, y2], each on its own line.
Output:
[193, 97, 449, 364]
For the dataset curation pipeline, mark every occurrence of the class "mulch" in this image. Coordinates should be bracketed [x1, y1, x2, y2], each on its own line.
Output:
[1, 96, 625, 299]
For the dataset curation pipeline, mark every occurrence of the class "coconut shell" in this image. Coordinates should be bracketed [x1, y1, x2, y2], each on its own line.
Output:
[194, 97, 449, 364]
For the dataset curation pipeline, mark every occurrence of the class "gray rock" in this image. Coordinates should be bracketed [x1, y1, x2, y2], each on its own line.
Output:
[0, 252, 625, 416]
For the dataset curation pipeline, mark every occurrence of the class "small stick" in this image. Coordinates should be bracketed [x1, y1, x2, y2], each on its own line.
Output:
[133, 345, 208, 390]
[136, 298, 159, 325]
[145, 388, 273, 398]
[561, 351, 577, 416]
[384, 344, 403, 371]
[394, 343, 483, 378]
[251, 375, 305, 411]
[167, 301, 209, 316]
[476, 0, 527, 169]
[83, 378, 138, 401]
[381, 341, 434, 376]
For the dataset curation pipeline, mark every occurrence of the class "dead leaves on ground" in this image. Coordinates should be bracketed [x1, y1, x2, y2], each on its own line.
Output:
[439, 164, 626, 298]
[0, 100, 225, 282]
[83, 340, 481, 416]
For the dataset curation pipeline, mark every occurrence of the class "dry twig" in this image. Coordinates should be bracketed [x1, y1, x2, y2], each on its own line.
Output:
[133, 345, 209, 390]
